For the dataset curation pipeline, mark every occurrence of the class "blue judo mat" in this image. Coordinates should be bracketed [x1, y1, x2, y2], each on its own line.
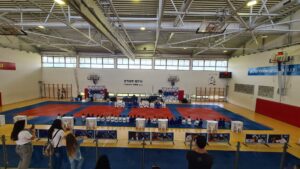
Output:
[0, 101, 272, 130]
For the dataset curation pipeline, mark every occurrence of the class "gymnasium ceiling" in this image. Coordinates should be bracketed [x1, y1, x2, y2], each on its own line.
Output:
[0, 0, 300, 58]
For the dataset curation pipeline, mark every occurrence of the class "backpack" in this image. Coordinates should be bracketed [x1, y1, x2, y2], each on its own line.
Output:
[43, 130, 61, 157]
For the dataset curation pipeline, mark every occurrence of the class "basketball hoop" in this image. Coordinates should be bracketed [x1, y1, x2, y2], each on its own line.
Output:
[269, 51, 293, 71]
[87, 74, 100, 85]
[168, 75, 180, 87]
[269, 51, 293, 97]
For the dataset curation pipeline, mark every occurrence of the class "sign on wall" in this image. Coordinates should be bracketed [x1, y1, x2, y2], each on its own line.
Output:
[0, 62, 16, 70]
[124, 80, 143, 86]
[248, 64, 300, 76]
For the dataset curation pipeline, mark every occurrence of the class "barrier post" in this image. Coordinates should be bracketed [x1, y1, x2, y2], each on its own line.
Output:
[234, 142, 240, 169]
[95, 138, 99, 163]
[1, 135, 8, 169]
[189, 137, 193, 151]
[280, 143, 288, 169]
[141, 139, 146, 169]
[49, 146, 53, 169]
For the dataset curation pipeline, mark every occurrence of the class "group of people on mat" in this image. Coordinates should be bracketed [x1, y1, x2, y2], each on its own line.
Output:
[11, 119, 111, 169]
[58, 113, 230, 129]
[9, 119, 300, 169]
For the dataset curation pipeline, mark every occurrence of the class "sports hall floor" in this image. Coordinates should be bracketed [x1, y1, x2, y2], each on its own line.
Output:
[1, 99, 300, 169]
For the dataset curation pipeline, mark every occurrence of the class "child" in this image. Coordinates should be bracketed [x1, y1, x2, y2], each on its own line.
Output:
[66, 133, 84, 169]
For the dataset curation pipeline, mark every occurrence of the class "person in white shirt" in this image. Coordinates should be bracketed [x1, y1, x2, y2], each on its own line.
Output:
[48, 119, 65, 169]
[11, 120, 35, 169]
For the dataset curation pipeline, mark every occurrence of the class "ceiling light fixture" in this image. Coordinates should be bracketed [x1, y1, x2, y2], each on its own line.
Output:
[38, 25, 45, 29]
[54, 0, 66, 5]
[183, 47, 187, 49]
[140, 27, 146, 31]
[223, 50, 228, 53]
[247, 0, 257, 7]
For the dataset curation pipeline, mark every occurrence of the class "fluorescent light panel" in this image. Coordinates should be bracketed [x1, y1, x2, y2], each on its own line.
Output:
[54, 0, 66, 5]
[247, 0, 257, 7]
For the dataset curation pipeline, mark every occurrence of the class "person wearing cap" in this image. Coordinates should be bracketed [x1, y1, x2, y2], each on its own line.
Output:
[186, 135, 213, 169]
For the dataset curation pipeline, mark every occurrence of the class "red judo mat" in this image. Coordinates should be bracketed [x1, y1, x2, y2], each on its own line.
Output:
[176, 107, 231, 121]
[19, 104, 80, 116]
[74, 106, 124, 117]
[129, 108, 173, 119]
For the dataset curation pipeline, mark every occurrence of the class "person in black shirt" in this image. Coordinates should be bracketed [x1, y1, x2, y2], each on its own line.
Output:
[186, 135, 213, 169]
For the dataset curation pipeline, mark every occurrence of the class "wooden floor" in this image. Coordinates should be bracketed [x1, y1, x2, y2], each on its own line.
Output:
[1, 99, 300, 158]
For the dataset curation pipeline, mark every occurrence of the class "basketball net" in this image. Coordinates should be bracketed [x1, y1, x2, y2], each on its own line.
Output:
[269, 51, 292, 97]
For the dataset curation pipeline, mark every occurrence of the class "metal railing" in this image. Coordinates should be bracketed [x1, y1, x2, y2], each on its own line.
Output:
[0, 135, 299, 169]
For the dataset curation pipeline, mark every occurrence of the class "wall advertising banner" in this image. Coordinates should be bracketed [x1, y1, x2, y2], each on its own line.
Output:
[248, 64, 300, 76]
[0, 62, 16, 70]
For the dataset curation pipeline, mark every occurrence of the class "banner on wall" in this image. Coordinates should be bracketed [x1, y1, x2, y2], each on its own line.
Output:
[124, 80, 143, 86]
[0, 62, 16, 70]
[248, 64, 300, 76]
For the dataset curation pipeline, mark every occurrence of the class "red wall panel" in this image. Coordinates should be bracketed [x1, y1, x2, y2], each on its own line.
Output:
[255, 98, 300, 127]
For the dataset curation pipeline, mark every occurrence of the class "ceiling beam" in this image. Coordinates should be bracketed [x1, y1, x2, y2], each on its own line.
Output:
[107, 0, 136, 50]
[164, 11, 281, 17]
[15, 21, 291, 32]
[173, 0, 193, 27]
[154, 0, 164, 55]
[67, 0, 135, 59]
[27, 0, 114, 54]
[192, 32, 243, 56]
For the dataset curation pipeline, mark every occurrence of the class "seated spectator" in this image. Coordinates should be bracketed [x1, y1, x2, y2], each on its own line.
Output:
[151, 116, 157, 124]
[182, 118, 187, 125]
[169, 118, 175, 126]
[218, 118, 222, 128]
[186, 135, 213, 169]
[95, 155, 111, 169]
[57, 113, 62, 120]
[187, 116, 192, 125]
[177, 117, 182, 125]
[81, 113, 86, 123]
[199, 119, 203, 128]
[100, 115, 105, 122]
[194, 118, 199, 126]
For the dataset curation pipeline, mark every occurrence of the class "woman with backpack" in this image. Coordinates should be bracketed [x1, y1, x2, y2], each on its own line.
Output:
[48, 119, 65, 169]
[66, 133, 84, 169]
[11, 120, 36, 169]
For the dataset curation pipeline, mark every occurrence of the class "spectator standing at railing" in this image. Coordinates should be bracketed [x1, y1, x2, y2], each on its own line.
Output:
[48, 119, 66, 169]
[66, 133, 84, 169]
[11, 120, 36, 169]
[186, 135, 213, 169]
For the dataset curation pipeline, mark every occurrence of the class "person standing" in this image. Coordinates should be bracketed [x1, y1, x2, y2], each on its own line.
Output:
[95, 155, 111, 169]
[66, 133, 84, 169]
[11, 120, 36, 169]
[186, 135, 213, 169]
[57, 89, 61, 100]
[48, 119, 65, 169]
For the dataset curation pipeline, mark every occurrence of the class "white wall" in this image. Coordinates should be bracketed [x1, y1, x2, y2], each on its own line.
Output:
[0, 47, 41, 105]
[228, 45, 300, 111]
[42, 68, 228, 97]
